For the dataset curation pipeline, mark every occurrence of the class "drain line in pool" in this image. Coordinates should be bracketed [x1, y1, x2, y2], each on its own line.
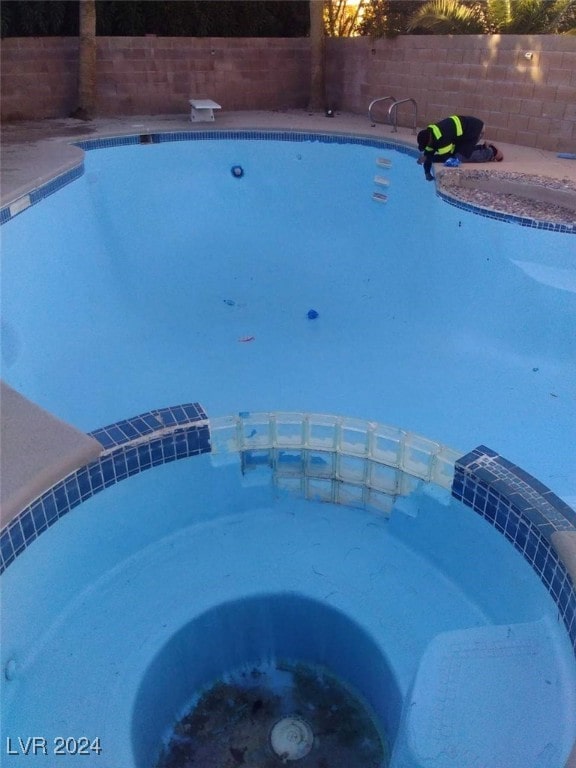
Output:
[269, 716, 314, 760]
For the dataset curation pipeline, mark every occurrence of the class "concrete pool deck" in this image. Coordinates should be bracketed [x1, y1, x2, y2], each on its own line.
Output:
[2, 109, 576, 211]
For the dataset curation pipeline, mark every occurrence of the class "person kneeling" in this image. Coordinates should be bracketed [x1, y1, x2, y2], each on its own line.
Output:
[416, 115, 503, 181]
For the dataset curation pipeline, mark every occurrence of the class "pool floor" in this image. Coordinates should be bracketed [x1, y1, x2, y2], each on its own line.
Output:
[2, 138, 575, 506]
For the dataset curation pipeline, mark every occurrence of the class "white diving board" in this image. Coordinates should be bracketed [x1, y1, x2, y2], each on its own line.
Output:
[189, 99, 222, 123]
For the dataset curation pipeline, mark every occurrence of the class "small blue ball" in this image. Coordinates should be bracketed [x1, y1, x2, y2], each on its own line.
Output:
[307, 309, 319, 320]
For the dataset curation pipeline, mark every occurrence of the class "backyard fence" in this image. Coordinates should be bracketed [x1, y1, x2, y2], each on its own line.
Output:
[1, 34, 574, 152]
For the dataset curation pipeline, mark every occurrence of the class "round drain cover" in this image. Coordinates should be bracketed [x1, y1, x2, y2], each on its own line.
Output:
[270, 716, 314, 760]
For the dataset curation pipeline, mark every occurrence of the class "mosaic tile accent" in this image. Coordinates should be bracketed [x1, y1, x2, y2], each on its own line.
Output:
[0, 403, 209, 574]
[225, 412, 460, 519]
[437, 189, 575, 234]
[452, 445, 576, 651]
[210, 412, 458, 484]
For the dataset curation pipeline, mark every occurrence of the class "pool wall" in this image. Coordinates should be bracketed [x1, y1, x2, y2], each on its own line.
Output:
[2, 130, 575, 233]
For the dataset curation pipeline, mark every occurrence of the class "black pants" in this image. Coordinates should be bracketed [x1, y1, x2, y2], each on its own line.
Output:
[457, 117, 484, 158]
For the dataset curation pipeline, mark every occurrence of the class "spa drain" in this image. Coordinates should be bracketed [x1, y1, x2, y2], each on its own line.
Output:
[270, 716, 314, 760]
[154, 661, 386, 767]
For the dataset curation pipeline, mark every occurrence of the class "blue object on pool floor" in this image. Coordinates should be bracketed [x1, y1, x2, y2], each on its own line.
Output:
[307, 309, 319, 319]
[557, 153, 576, 159]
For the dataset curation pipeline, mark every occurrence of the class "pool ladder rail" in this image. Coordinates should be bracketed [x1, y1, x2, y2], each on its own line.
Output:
[368, 96, 418, 134]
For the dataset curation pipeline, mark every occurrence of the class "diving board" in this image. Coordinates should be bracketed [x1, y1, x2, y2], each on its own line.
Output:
[189, 99, 222, 123]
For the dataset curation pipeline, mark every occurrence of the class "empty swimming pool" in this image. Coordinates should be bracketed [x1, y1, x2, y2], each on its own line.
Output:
[1, 131, 575, 767]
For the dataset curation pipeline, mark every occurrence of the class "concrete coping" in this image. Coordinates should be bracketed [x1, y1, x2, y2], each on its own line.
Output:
[0, 382, 102, 528]
[0, 139, 84, 209]
[450, 174, 576, 213]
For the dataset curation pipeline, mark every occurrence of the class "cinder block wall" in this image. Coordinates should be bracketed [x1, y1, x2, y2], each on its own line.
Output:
[1, 38, 80, 120]
[326, 35, 576, 152]
[96, 37, 310, 114]
[0, 37, 310, 120]
[1, 34, 575, 152]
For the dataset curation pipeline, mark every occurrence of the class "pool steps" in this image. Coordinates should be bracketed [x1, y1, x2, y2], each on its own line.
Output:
[373, 158, 391, 202]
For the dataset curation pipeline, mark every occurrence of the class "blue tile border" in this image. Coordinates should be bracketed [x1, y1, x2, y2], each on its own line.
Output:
[150, 129, 419, 158]
[65, 130, 576, 233]
[71, 129, 420, 159]
[436, 189, 575, 234]
[0, 164, 84, 225]
[75, 135, 142, 151]
[452, 445, 576, 651]
[2, 129, 572, 233]
[0, 403, 209, 574]
[89, 402, 207, 450]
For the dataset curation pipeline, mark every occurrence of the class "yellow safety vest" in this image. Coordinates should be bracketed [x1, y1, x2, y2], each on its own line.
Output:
[425, 115, 463, 155]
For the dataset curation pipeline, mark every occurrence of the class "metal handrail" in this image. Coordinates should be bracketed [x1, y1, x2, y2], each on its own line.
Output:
[388, 98, 418, 134]
[368, 96, 396, 126]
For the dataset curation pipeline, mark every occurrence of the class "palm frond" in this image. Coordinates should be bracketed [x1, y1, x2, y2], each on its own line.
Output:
[406, 0, 485, 33]
[484, 0, 576, 32]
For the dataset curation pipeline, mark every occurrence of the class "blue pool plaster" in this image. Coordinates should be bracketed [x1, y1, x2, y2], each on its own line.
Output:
[2, 133, 575, 506]
[1, 132, 575, 766]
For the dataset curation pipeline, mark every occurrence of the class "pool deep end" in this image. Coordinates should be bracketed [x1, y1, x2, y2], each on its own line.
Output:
[132, 593, 399, 766]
